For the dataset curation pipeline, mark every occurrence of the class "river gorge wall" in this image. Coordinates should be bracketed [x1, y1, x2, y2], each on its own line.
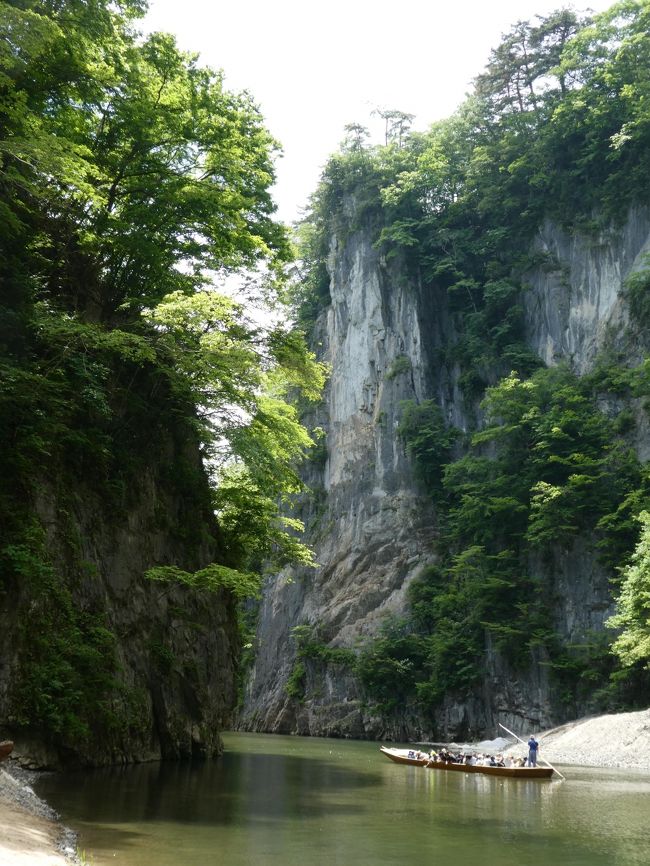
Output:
[239, 206, 650, 741]
[0, 417, 239, 769]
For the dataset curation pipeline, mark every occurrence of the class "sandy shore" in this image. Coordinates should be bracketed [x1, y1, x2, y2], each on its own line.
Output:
[2, 707, 650, 864]
[0, 765, 78, 866]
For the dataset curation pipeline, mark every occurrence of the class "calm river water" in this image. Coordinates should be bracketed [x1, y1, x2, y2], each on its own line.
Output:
[37, 732, 650, 866]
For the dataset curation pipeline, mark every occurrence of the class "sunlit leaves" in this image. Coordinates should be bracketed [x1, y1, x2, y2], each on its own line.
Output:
[147, 286, 325, 573]
[608, 511, 650, 667]
[211, 464, 316, 572]
[1, 0, 327, 602]
[1, 0, 291, 316]
[145, 563, 262, 600]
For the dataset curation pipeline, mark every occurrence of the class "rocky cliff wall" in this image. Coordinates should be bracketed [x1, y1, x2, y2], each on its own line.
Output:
[523, 208, 650, 371]
[0, 427, 239, 769]
[238, 207, 650, 740]
[239, 223, 442, 736]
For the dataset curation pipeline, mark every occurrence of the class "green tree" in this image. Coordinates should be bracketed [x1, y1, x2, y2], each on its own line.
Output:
[608, 512, 650, 667]
[1, 0, 324, 575]
[372, 108, 415, 147]
[397, 399, 458, 495]
[341, 122, 370, 153]
[475, 11, 586, 119]
[1, 1, 289, 320]
[0, 0, 325, 748]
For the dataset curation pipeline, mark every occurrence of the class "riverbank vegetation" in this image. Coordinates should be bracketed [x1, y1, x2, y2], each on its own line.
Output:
[294, 0, 650, 727]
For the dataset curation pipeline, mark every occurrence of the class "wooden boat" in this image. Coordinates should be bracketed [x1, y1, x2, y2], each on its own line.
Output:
[380, 747, 554, 778]
[380, 747, 429, 767]
[0, 740, 14, 762]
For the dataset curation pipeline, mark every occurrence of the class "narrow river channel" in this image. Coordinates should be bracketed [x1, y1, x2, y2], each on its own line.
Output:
[36, 732, 650, 866]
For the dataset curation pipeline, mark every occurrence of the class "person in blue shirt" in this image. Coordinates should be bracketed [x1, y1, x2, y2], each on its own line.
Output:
[527, 736, 539, 767]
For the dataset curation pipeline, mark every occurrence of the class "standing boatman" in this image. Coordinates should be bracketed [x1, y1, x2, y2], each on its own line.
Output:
[527, 735, 539, 767]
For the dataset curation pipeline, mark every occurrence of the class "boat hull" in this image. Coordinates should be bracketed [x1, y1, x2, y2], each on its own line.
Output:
[380, 747, 554, 778]
[380, 748, 428, 767]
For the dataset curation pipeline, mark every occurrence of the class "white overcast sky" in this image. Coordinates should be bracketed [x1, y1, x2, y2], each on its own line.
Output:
[143, 0, 615, 224]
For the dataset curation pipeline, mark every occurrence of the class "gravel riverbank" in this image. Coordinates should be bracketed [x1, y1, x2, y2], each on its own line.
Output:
[505, 707, 650, 770]
[450, 708, 650, 771]
[0, 763, 79, 865]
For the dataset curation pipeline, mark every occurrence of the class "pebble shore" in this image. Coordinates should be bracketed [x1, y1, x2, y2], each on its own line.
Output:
[510, 708, 650, 771]
[0, 763, 79, 864]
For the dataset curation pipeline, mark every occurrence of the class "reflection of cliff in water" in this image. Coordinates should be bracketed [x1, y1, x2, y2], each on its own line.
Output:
[38, 751, 378, 827]
[35, 734, 650, 866]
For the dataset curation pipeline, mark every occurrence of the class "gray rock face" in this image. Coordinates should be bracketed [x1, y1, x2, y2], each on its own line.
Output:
[523, 208, 650, 370]
[239, 208, 650, 740]
[239, 226, 440, 736]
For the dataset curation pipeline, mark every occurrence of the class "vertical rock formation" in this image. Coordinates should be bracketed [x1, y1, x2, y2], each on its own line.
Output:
[523, 209, 650, 371]
[0, 416, 239, 769]
[240, 221, 441, 736]
[239, 206, 650, 739]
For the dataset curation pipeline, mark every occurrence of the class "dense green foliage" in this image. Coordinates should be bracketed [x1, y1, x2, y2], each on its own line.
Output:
[3, 524, 120, 742]
[0, 0, 323, 748]
[399, 365, 650, 707]
[397, 400, 458, 494]
[294, 1, 650, 727]
[608, 512, 650, 667]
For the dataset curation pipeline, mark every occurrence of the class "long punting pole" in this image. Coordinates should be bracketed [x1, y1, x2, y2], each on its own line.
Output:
[499, 723, 566, 780]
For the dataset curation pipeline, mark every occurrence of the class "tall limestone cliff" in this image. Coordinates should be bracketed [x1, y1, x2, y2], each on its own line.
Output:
[239, 205, 650, 740]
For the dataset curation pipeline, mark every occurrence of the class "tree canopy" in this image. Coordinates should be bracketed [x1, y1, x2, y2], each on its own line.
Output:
[608, 512, 650, 668]
[1, 0, 326, 576]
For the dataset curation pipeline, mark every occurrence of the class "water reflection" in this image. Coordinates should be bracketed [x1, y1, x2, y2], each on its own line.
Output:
[36, 734, 650, 866]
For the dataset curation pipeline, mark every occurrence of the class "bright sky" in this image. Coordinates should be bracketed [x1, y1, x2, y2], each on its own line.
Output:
[143, 0, 615, 224]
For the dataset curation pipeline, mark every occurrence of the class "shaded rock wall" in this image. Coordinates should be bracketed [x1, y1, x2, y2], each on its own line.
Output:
[0, 431, 238, 769]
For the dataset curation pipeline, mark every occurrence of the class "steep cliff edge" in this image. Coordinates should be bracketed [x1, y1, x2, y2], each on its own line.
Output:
[0, 393, 239, 768]
[523, 210, 650, 372]
[240, 220, 440, 736]
[239, 205, 650, 740]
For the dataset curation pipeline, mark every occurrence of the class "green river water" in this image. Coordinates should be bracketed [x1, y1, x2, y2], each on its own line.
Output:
[36, 732, 650, 866]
